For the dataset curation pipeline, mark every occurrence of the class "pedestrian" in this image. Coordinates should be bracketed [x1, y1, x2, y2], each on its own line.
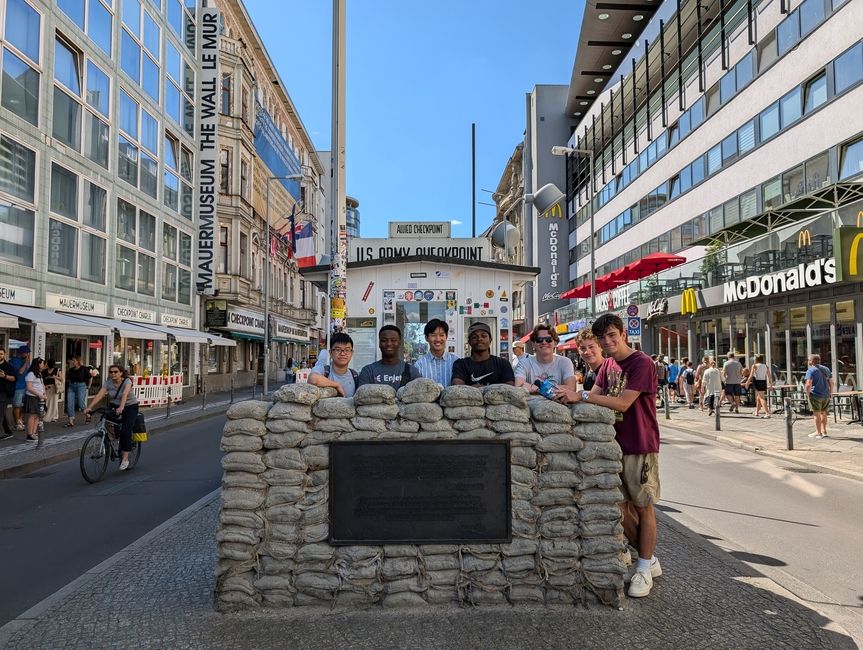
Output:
[694, 356, 708, 411]
[414, 319, 460, 388]
[804, 354, 833, 439]
[65, 356, 92, 427]
[451, 322, 515, 387]
[667, 358, 679, 402]
[308, 333, 358, 397]
[721, 352, 743, 413]
[356, 325, 421, 389]
[653, 355, 668, 404]
[553, 313, 662, 598]
[676, 357, 690, 403]
[23, 357, 47, 442]
[10, 345, 31, 431]
[511, 340, 529, 369]
[43, 359, 62, 422]
[745, 354, 772, 418]
[575, 327, 603, 391]
[515, 324, 576, 394]
[84, 365, 139, 470]
[702, 358, 722, 415]
[0, 349, 17, 439]
[681, 360, 696, 408]
[286, 357, 295, 384]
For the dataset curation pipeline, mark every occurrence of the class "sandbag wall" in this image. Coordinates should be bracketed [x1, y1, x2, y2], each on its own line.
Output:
[215, 379, 627, 610]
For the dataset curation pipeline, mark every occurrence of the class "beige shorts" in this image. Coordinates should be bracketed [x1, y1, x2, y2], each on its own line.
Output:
[620, 453, 661, 508]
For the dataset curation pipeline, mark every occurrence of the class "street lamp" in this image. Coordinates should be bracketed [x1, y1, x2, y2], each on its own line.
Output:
[551, 145, 596, 317]
[264, 173, 303, 395]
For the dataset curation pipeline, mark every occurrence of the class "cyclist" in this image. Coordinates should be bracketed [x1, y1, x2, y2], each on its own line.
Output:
[84, 365, 139, 471]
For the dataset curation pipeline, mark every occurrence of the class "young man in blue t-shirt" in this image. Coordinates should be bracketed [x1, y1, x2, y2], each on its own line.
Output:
[804, 353, 833, 439]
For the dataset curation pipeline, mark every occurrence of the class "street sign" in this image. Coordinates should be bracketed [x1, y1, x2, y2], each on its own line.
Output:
[627, 317, 642, 343]
[627, 304, 639, 317]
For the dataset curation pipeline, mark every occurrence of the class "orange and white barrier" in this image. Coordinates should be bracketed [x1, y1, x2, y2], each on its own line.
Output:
[295, 370, 311, 384]
[130, 374, 184, 407]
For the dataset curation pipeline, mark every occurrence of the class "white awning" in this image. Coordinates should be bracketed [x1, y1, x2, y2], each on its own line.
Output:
[0, 313, 17, 328]
[208, 332, 236, 347]
[68, 315, 168, 340]
[558, 332, 579, 344]
[133, 322, 237, 347]
[0, 305, 112, 337]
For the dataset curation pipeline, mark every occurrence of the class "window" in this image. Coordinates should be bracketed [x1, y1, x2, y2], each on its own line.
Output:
[81, 232, 105, 283]
[163, 224, 177, 259]
[799, 0, 825, 36]
[757, 31, 778, 73]
[122, 0, 141, 37]
[221, 73, 232, 114]
[47, 219, 77, 277]
[168, 0, 182, 36]
[780, 87, 802, 127]
[0, 201, 35, 266]
[166, 41, 180, 81]
[759, 101, 780, 140]
[782, 164, 805, 201]
[118, 135, 138, 187]
[140, 152, 157, 198]
[139, 210, 156, 251]
[240, 159, 249, 200]
[834, 43, 863, 95]
[165, 79, 181, 124]
[762, 176, 782, 209]
[84, 182, 106, 230]
[719, 69, 736, 104]
[87, 0, 112, 56]
[142, 55, 159, 102]
[706, 144, 721, 175]
[0, 136, 35, 203]
[58, 0, 85, 29]
[241, 85, 249, 123]
[777, 11, 800, 56]
[120, 30, 140, 82]
[738, 119, 756, 154]
[803, 72, 827, 113]
[178, 269, 191, 304]
[740, 189, 757, 220]
[143, 12, 160, 57]
[669, 174, 682, 199]
[219, 149, 230, 193]
[840, 137, 863, 179]
[137, 253, 155, 295]
[85, 113, 109, 168]
[690, 157, 705, 186]
[721, 133, 737, 163]
[116, 245, 136, 290]
[141, 110, 158, 153]
[85, 61, 109, 116]
[162, 263, 177, 300]
[6, 0, 41, 63]
[117, 199, 136, 243]
[736, 52, 755, 91]
[50, 164, 77, 220]
[179, 232, 191, 265]
[805, 152, 829, 191]
[119, 90, 138, 138]
[1, 50, 39, 125]
[723, 197, 740, 227]
[218, 225, 228, 273]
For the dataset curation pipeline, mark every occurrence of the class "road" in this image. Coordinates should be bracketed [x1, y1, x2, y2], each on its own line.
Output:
[0, 414, 225, 626]
[659, 423, 863, 643]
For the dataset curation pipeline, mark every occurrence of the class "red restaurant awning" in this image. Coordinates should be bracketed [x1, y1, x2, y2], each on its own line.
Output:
[626, 252, 686, 279]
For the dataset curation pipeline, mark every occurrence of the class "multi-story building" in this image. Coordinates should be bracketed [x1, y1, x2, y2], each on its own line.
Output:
[205, 0, 326, 390]
[561, 0, 863, 387]
[0, 0, 217, 397]
[346, 195, 360, 238]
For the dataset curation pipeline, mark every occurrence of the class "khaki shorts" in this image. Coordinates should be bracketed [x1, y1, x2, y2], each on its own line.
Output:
[620, 453, 661, 508]
[809, 396, 830, 413]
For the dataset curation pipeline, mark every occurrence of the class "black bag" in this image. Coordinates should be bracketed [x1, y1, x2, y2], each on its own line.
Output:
[133, 412, 147, 433]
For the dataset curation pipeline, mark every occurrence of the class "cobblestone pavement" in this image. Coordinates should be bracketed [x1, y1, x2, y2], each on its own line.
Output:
[660, 400, 863, 482]
[0, 490, 855, 649]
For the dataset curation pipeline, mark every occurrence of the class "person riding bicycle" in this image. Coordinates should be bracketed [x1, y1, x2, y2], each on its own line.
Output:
[84, 365, 139, 471]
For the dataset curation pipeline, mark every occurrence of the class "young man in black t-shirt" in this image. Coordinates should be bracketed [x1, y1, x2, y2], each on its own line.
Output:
[451, 322, 514, 387]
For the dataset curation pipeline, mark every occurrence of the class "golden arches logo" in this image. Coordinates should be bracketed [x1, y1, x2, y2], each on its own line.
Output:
[541, 203, 564, 219]
[850, 232, 863, 277]
[681, 288, 698, 315]
[798, 229, 812, 247]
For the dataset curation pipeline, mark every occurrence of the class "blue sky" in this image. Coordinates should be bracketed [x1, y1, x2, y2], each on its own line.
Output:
[246, 1, 584, 238]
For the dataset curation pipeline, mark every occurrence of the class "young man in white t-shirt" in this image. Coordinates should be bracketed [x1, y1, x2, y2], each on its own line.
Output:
[514, 324, 576, 394]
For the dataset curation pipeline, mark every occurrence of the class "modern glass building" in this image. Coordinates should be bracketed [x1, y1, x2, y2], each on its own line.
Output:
[560, 0, 863, 387]
[0, 0, 212, 396]
[346, 195, 360, 238]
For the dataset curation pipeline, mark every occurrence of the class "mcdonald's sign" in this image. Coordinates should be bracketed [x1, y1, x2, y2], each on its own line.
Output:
[680, 288, 698, 315]
[833, 226, 863, 282]
[541, 203, 564, 219]
[797, 229, 812, 247]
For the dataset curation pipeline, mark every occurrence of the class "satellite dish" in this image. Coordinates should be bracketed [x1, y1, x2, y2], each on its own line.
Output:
[491, 222, 520, 249]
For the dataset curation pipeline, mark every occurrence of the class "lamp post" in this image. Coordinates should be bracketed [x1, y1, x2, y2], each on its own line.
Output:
[264, 173, 303, 395]
[551, 146, 596, 317]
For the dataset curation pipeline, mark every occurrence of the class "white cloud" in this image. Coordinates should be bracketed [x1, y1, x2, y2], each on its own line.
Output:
[450, 220, 462, 226]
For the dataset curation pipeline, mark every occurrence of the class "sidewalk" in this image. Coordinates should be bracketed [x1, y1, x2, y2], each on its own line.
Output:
[0, 489, 855, 648]
[658, 399, 863, 482]
[0, 384, 270, 478]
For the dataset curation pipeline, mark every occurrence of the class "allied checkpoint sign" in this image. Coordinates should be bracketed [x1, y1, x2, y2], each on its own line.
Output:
[329, 441, 511, 544]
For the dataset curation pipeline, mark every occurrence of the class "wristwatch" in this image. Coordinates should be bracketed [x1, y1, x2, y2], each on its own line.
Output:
[581, 390, 590, 402]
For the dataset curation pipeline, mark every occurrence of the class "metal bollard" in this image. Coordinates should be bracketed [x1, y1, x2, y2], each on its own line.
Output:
[230, 376, 235, 403]
[784, 396, 794, 450]
[36, 404, 45, 449]
[663, 386, 671, 420]
[165, 391, 171, 419]
[714, 395, 721, 431]
[201, 385, 207, 410]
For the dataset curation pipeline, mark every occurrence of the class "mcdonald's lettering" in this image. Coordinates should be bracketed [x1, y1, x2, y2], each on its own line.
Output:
[723, 258, 836, 302]
[834, 227, 863, 281]
[680, 288, 698, 315]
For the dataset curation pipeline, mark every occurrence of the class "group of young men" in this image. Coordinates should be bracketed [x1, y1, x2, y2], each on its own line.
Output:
[310, 314, 662, 598]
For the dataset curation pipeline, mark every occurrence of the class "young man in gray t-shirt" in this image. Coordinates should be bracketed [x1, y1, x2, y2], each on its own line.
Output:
[721, 352, 743, 413]
[356, 325, 421, 390]
[309, 333, 358, 397]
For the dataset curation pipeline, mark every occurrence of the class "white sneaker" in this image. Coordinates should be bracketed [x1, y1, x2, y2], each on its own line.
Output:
[119, 459, 130, 471]
[649, 557, 662, 578]
[807, 432, 820, 438]
[628, 570, 653, 598]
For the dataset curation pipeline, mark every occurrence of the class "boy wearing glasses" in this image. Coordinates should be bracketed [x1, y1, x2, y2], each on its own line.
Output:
[514, 323, 576, 394]
[309, 333, 358, 397]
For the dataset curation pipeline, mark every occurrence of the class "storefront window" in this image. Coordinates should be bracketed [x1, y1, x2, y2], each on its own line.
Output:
[731, 315, 746, 357]
[208, 345, 218, 373]
[836, 300, 857, 387]
[771, 309, 787, 383]
[716, 318, 731, 361]
[789, 307, 808, 384]
[811, 303, 831, 372]
[696, 319, 716, 361]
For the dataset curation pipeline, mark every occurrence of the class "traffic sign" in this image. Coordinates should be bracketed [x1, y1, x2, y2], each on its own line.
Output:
[627, 317, 641, 343]
[627, 304, 639, 317]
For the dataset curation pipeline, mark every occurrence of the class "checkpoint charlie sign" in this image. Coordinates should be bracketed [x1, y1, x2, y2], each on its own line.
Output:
[350, 238, 492, 263]
[388, 221, 451, 238]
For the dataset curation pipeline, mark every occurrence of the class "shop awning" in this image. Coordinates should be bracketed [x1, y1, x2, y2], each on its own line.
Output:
[558, 332, 578, 344]
[0, 313, 17, 328]
[0, 305, 112, 337]
[69, 315, 168, 340]
[231, 332, 264, 342]
[135, 323, 237, 346]
[558, 339, 580, 352]
[208, 333, 236, 347]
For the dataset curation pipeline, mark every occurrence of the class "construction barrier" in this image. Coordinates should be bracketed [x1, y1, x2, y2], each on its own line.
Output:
[130, 375, 184, 407]
[295, 370, 311, 384]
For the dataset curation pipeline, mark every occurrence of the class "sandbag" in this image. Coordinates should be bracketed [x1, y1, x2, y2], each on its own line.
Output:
[226, 400, 271, 421]
[396, 378, 442, 403]
[312, 397, 356, 418]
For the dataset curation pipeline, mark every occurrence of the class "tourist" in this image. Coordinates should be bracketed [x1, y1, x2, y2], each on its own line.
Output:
[511, 340, 529, 368]
[65, 356, 92, 427]
[721, 352, 743, 413]
[356, 326, 421, 389]
[10, 346, 30, 431]
[744, 354, 773, 418]
[694, 357, 709, 411]
[451, 322, 514, 387]
[308, 333, 358, 397]
[575, 327, 603, 391]
[414, 319, 459, 388]
[805, 354, 833, 439]
[681, 360, 696, 408]
[514, 324, 576, 394]
[702, 358, 722, 415]
[0, 349, 16, 439]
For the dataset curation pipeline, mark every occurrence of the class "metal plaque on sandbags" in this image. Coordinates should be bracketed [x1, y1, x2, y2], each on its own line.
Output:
[329, 441, 511, 544]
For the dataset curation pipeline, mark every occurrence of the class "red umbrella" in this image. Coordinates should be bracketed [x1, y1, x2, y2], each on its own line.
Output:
[560, 282, 590, 300]
[627, 252, 686, 280]
[557, 339, 579, 352]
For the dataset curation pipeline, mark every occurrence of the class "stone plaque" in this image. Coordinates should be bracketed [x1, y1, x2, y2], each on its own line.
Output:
[329, 441, 511, 545]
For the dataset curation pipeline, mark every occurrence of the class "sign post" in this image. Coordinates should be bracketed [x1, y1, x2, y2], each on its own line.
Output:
[627, 316, 642, 344]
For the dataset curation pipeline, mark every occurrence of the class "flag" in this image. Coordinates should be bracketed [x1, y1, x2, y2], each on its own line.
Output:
[294, 221, 316, 268]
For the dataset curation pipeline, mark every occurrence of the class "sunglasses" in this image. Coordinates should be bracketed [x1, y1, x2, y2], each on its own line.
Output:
[535, 336, 555, 344]
[109, 370, 121, 374]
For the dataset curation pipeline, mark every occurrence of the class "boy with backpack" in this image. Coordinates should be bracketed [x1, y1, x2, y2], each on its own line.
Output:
[309, 332, 359, 397]
[681, 360, 696, 408]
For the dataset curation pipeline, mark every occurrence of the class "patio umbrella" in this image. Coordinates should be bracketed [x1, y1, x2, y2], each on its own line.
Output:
[626, 252, 687, 280]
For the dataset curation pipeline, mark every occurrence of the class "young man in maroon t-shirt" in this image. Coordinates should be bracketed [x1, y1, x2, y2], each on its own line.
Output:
[554, 313, 661, 598]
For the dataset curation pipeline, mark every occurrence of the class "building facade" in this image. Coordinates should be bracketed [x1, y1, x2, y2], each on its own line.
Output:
[560, 0, 863, 387]
[205, 0, 326, 391]
[0, 0, 219, 397]
[345, 195, 360, 238]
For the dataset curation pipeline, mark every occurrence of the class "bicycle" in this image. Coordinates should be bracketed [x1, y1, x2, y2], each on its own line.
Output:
[79, 407, 142, 483]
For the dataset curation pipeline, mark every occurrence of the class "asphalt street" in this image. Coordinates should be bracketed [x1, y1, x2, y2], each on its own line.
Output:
[659, 423, 863, 644]
[0, 413, 226, 626]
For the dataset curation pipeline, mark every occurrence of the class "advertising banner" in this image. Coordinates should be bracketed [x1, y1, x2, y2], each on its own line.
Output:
[535, 203, 567, 312]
